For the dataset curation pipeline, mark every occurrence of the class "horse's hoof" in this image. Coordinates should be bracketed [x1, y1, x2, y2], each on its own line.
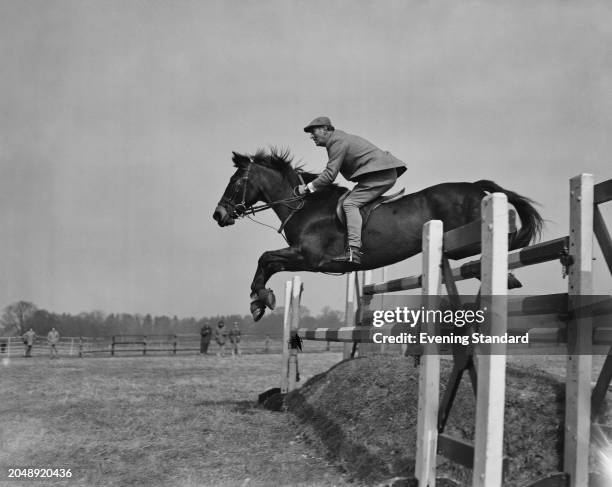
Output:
[256, 288, 276, 310]
[250, 300, 266, 321]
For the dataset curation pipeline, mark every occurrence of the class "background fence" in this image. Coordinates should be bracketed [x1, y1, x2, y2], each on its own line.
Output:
[0, 333, 344, 358]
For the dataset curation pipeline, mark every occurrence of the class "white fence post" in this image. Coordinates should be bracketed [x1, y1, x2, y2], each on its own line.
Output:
[473, 193, 508, 487]
[280, 280, 293, 394]
[343, 272, 355, 359]
[415, 220, 443, 487]
[565, 174, 593, 487]
[287, 276, 302, 392]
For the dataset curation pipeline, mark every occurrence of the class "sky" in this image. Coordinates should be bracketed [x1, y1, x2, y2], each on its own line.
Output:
[1, 0, 611, 319]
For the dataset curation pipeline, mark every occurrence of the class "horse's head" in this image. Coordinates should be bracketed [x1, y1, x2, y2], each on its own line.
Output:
[213, 149, 297, 227]
[213, 152, 259, 226]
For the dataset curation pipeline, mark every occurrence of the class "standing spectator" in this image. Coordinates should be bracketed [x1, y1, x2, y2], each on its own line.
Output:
[229, 322, 242, 357]
[215, 320, 228, 357]
[47, 327, 60, 359]
[23, 328, 36, 357]
[200, 322, 212, 354]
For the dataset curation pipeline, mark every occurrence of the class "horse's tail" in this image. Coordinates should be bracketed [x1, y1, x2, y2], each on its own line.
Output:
[473, 180, 543, 250]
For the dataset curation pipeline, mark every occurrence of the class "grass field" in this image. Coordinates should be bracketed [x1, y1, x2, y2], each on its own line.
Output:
[0, 353, 357, 487]
[1, 351, 609, 487]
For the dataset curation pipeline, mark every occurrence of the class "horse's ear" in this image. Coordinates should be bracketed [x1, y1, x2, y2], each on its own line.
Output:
[231, 151, 249, 168]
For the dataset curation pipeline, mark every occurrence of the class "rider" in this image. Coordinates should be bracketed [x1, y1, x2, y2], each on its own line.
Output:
[298, 117, 406, 264]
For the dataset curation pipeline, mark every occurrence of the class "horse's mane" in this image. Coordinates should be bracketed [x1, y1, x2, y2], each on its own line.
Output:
[240, 147, 345, 195]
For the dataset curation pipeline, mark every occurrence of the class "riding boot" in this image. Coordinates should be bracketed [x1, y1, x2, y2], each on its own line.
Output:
[331, 246, 362, 265]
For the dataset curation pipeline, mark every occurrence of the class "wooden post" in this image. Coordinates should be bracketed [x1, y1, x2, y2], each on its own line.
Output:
[380, 267, 388, 354]
[111, 336, 115, 357]
[343, 272, 355, 359]
[79, 337, 83, 358]
[473, 193, 508, 487]
[415, 220, 444, 487]
[288, 276, 302, 392]
[359, 270, 374, 356]
[565, 174, 593, 487]
[281, 280, 293, 394]
[173, 335, 177, 355]
[143, 336, 147, 355]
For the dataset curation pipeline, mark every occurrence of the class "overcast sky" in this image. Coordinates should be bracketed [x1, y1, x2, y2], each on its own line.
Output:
[1, 0, 611, 319]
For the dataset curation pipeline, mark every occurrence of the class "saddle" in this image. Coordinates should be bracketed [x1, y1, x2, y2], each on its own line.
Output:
[335, 188, 405, 227]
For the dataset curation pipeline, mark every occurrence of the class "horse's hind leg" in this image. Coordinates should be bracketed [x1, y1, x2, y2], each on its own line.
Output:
[250, 247, 307, 321]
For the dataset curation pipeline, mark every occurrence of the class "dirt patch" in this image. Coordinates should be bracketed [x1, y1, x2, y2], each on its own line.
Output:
[285, 354, 580, 486]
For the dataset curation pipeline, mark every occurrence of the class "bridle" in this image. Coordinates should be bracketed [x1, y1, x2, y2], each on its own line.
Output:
[219, 157, 307, 234]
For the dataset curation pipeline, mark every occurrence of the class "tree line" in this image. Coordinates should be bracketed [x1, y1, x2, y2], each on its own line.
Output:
[0, 301, 344, 339]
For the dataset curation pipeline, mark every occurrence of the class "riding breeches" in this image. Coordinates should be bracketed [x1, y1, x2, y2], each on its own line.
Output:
[342, 168, 397, 249]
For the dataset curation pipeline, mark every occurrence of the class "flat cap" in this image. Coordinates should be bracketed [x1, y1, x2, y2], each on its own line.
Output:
[303, 116, 332, 133]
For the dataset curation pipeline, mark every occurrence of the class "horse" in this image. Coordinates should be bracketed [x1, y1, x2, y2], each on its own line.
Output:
[213, 148, 543, 321]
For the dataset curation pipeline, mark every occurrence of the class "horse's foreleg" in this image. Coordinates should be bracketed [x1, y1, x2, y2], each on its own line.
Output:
[250, 247, 307, 321]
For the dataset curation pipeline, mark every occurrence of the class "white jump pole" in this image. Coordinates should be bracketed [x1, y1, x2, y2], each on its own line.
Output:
[415, 220, 444, 486]
[565, 174, 593, 487]
[360, 270, 374, 356]
[343, 272, 355, 359]
[280, 279, 293, 394]
[380, 267, 388, 353]
[473, 193, 509, 487]
[287, 276, 302, 392]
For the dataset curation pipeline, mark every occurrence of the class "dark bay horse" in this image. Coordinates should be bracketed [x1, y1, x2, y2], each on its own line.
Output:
[213, 149, 542, 321]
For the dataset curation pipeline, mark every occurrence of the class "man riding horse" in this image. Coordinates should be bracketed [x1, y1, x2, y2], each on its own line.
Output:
[213, 120, 542, 321]
[297, 117, 407, 265]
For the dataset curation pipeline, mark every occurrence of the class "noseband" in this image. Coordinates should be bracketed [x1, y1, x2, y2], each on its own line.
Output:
[218, 158, 254, 218]
[219, 157, 306, 233]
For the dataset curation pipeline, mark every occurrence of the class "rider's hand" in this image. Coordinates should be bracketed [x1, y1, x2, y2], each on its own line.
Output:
[297, 184, 309, 196]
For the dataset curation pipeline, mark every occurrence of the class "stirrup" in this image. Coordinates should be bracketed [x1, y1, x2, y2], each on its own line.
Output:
[331, 247, 362, 264]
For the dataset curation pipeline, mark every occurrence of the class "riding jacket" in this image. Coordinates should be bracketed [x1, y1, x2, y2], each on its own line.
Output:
[307, 130, 406, 192]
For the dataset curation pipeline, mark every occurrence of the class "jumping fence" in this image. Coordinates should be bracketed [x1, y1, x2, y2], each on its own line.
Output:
[281, 173, 612, 487]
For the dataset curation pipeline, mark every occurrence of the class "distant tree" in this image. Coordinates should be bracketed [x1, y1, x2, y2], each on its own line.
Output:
[76, 311, 106, 336]
[118, 313, 140, 334]
[299, 305, 311, 318]
[29, 309, 60, 334]
[104, 314, 120, 335]
[143, 314, 153, 333]
[154, 316, 171, 334]
[317, 306, 343, 328]
[1, 301, 37, 335]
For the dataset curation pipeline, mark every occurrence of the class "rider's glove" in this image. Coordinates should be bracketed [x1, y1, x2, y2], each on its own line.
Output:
[297, 184, 309, 195]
